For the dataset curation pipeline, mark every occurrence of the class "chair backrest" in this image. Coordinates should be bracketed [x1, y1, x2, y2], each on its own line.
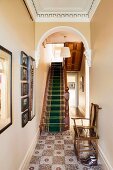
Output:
[90, 103, 100, 127]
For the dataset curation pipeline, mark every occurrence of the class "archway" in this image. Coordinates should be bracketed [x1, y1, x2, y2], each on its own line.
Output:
[35, 26, 91, 117]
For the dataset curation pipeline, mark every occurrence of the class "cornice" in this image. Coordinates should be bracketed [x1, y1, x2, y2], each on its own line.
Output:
[26, 0, 101, 22]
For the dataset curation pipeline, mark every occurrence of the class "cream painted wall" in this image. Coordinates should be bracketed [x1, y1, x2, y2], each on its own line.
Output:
[35, 22, 91, 48]
[36, 45, 50, 120]
[78, 55, 86, 115]
[91, 0, 113, 168]
[0, 1, 47, 170]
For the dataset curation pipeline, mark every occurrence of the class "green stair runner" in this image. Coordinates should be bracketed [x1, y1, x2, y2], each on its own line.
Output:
[45, 62, 65, 132]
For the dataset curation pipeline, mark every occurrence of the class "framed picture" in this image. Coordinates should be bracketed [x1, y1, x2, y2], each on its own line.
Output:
[21, 97, 29, 112]
[21, 67, 28, 81]
[0, 45, 12, 134]
[80, 76, 84, 92]
[28, 57, 35, 120]
[21, 51, 28, 67]
[21, 83, 28, 96]
[22, 110, 29, 127]
[68, 82, 75, 89]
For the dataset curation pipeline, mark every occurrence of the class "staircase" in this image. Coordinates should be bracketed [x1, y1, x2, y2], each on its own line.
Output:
[44, 62, 65, 132]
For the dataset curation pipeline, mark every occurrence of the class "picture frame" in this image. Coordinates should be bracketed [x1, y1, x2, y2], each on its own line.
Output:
[68, 82, 75, 89]
[28, 57, 35, 120]
[22, 110, 29, 127]
[21, 97, 29, 112]
[80, 76, 84, 92]
[0, 45, 12, 134]
[20, 51, 28, 67]
[21, 67, 28, 81]
[21, 83, 28, 96]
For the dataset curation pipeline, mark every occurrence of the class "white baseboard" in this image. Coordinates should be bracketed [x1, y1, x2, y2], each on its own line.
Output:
[19, 130, 40, 170]
[98, 145, 113, 170]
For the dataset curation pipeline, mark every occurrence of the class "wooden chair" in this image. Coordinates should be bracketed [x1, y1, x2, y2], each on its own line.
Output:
[71, 103, 102, 160]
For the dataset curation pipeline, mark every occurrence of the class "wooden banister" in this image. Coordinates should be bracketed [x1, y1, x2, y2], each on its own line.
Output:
[63, 63, 70, 130]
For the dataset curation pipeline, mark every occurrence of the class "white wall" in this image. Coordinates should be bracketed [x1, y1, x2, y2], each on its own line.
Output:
[67, 73, 78, 107]
[0, 1, 49, 170]
[91, 0, 113, 168]
[78, 55, 86, 115]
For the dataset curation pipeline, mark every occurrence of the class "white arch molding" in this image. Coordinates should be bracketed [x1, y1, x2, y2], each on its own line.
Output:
[35, 26, 92, 67]
[36, 26, 91, 117]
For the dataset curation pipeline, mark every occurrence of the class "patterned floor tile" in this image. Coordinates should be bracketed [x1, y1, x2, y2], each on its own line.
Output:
[46, 135, 55, 140]
[55, 135, 63, 140]
[64, 139, 73, 144]
[28, 130, 103, 170]
[65, 164, 79, 170]
[53, 150, 65, 156]
[54, 140, 64, 144]
[52, 164, 65, 170]
[45, 140, 55, 144]
[53, 156, 65, 164]
[40, 156, 53, 165]
[28, 164, 39, 170]
[42, 149, 54, 156]
[33, 149, 43, 156]
[39, 164, 51, 170]
[30, 156, 40, 164]
[38, 140, 45, 144]
[65, 156, 77, 164]
[35, 144, 44, 150]
[64, 144, 74, 150]
[54, 144, 64, 150]
[44, 144, 54, 150]
[64, 150, 75, 156]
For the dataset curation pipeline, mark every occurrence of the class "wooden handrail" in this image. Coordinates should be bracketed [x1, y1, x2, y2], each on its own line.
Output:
[63, 63, 70, 130]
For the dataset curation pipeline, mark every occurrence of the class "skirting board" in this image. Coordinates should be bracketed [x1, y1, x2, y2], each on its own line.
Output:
[19, 130, 40, 170]
[98, 145, 113, 170]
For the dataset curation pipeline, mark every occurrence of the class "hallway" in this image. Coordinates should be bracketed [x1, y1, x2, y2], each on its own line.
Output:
[28, 129, 102, 170]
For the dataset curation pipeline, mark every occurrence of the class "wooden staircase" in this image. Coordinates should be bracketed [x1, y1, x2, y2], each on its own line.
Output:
[39, 62, 70, 133]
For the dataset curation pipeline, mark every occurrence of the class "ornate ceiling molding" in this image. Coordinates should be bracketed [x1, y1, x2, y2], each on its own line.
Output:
[25, 0, 101, 22]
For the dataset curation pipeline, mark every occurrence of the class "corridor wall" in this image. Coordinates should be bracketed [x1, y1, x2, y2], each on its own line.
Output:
[91, 0, 113, 168]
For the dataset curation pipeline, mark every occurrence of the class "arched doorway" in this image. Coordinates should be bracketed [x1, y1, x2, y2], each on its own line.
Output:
[35, 26, 91, 117]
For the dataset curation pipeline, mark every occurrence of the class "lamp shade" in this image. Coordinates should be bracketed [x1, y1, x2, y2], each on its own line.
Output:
[60, 47, 71, 58]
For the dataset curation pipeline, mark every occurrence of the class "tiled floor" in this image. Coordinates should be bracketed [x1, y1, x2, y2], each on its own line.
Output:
[28, 130, 103, 170]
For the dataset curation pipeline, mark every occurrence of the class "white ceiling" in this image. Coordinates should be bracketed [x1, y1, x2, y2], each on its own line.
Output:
[25, 0, 101, 22]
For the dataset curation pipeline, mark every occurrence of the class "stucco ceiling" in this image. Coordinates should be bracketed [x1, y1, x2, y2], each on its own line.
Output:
[25, 0, 100, 22]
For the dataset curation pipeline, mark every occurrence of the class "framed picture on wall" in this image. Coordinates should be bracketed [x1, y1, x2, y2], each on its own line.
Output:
[21, 97, 29, 112]
[0, 45, 12, 134]
[21, 83, 28, 96]
[28, 56, 35, 121]
[68, 82, 75, 89]
[20, 51, 28, 67]
[80, 76, 84, 92]
[21, 110, 29, 127]
[21, 67, 28, 81]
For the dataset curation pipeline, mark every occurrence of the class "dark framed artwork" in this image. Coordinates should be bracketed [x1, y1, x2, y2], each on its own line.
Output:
[21, 67, 28, 81]
[21, 51, 28, 67]
[28, 57, 35, 120]
[22, 110, 29, 127]
[0, 45, 12, 134]
[21, 97, 29, 112]
[68, 82, 75, 89]
[21, 83, 28, 96]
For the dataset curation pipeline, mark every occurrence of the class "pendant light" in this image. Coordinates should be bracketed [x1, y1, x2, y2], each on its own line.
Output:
[60, 36, 71, 58]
